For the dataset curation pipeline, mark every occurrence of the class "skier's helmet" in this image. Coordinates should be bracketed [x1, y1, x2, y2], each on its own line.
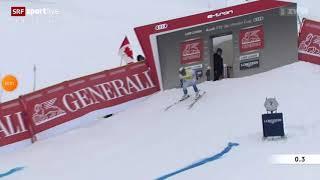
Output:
[179, 67, 185, 74]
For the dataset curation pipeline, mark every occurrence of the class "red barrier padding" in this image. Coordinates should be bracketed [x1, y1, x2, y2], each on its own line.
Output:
[0, 99, 31, 147]
[0, 62, 159, 150]
[298, 18, 320, 64]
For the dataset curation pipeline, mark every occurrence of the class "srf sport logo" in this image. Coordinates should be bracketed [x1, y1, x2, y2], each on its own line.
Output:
[11, 7, 26, 16]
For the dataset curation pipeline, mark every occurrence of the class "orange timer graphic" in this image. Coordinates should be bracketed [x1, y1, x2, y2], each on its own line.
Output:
[2, 74, 18, 92]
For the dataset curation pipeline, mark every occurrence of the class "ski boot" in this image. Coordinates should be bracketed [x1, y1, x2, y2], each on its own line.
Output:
[180, 94, 190, 101]
[195, 91, 200, 100]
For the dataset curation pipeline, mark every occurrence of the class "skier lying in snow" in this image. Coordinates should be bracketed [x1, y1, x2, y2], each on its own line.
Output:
[178, 67, 200, 100]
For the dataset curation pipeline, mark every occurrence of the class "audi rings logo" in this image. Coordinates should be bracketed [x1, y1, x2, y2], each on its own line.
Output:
[155, 23, 168, 31]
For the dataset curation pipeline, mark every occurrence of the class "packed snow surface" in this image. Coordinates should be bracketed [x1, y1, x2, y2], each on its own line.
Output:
[1, 61, 320, 179]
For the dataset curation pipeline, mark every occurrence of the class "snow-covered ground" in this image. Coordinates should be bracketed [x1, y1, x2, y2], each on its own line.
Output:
[1, 61, 320, 180]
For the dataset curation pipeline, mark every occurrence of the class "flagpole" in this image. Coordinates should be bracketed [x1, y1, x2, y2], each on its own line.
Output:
[120, 57, 123, 66]
[33, 64, 37, 91]
[297, 14, 302, 30]
[119, 36, 134, 66]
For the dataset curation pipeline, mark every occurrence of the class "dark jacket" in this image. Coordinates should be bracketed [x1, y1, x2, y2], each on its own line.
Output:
[213, 53, 223, 78]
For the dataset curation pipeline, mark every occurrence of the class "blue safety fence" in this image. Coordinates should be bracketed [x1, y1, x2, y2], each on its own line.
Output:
[156, 142, 239, 180]
[0, 167, 24, 178]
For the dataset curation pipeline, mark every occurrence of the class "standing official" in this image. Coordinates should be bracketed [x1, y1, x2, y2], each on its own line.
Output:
[213, 48, 224, 81]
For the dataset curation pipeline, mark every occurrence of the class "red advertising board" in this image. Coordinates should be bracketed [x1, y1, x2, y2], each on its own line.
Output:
[240, 26, 264, 52]
[0, 100, 30, 147]
[298, 18, 320, 64]
[0, 62, 159, 150]
[20, 62, 158, 134]
[180, 39, 203, 64]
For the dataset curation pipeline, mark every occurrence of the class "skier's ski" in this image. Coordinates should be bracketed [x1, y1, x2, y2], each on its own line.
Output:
[164, 95, 190, 111]
[188, 91, 206, 109]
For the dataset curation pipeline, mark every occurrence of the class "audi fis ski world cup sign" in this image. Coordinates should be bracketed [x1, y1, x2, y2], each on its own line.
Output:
[240, 26, 264, 52]
[180, 39, 203, 64]
[298, 19, 320, 64]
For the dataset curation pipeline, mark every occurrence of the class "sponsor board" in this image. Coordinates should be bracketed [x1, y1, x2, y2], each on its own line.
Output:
[0, 62, 159, 150]
[0, 100, 30, 147]
[240, 26, 264, 52]
[262, 113, 285, 137]
[21, 63, 157, 134]
[298, 19, 320, 64]
[180, 39, 203, 64]
[240, 59, 259, 70]
[32, 98, 67, 126]
[207, 10, 234, 19]
[239, 52, 260, 61]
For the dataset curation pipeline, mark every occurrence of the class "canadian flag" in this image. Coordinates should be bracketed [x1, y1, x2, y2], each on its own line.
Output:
[118, 36, 135, 64]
